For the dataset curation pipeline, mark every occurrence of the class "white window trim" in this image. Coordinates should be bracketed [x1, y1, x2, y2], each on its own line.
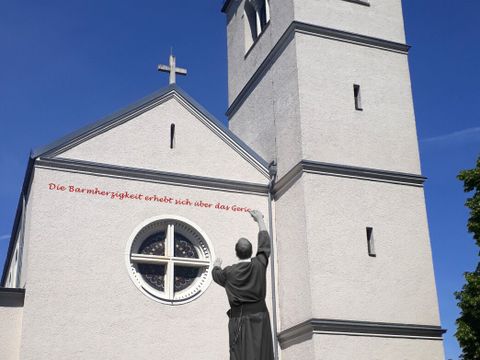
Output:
[244, 0, 271, 53]
[265, 0, 271, 24]
[125, 215, 215, 305]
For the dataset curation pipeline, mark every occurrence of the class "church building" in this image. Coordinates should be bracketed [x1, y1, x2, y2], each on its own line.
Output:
[1, 0, 446, 359]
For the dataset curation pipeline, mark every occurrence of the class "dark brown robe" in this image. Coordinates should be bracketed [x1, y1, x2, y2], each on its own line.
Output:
[212, 231, 274, 360]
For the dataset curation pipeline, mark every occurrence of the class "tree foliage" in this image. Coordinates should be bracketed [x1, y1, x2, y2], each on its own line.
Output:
[455, 156, 480, 360]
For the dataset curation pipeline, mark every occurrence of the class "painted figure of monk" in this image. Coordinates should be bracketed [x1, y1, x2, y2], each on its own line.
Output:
[212, 210, 274, 360]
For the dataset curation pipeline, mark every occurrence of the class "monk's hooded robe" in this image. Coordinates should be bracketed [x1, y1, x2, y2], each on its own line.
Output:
[212, 230, 274, 360]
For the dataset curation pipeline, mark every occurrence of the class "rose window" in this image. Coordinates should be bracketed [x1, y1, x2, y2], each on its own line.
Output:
[126, 216, 214, 305]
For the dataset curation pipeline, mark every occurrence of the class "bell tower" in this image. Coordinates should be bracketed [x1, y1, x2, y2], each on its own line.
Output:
[222, 0, 446, 359]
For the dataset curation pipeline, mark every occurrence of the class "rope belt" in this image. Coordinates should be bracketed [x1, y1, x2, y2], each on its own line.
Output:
[228, 300, 267, 318]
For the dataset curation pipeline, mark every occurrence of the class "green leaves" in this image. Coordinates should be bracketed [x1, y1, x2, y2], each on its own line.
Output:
[455, 270, 480, 359]
[456, 155, 480, 359]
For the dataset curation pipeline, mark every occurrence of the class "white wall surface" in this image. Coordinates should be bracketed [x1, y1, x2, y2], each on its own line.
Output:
[274, 178, 313, 329]
[312, 333, 445, 360]
[294, 0, 407, 44]
[229, 28, 421, 178]
[281, 336, 315, 360]
[60, 96, 267, 184]
[225, 0, 295, 101]
[19, 168, 271, 360]
[225, 0, 407, 103]
[255, 37, 303, 177]
[0, 306, 22, 360]
[302, 173, 441, 325]
[228, 71, 278, 163]
[229, 39, 303, 175]
[296, 34, 421, 174]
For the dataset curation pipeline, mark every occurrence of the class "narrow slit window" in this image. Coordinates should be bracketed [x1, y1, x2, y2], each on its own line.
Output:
[366, 227, 376, 257]
[354, 84, 363, 111]
[170, 123, 175, 149]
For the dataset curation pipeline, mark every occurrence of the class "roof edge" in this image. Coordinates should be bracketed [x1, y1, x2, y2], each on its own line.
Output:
[221, 0, 234, 13]
[0, 287, 26, 307]
[32, 84, 269, 172]
[1, 156, 34, 286]
[171, 87, 270, 172]
[32, 85, 178, 158]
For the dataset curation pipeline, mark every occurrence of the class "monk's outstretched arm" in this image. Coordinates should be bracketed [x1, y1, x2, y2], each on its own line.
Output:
[249, 210, 271, 264]
[250, 209, 267, 232]
[212, 258, 227, 287]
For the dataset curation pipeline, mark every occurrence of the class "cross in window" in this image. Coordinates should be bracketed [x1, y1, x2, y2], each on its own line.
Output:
[157, 52, 188, 85]
[130, 224, 209, 299]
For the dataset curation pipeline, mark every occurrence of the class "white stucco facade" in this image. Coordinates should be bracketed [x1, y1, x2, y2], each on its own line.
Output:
[293, 0, 407, 44]
[224, 0, 445, 358]
[0, 88, 276, 359]
[282, 334, 445, 360]
[18, 168, 271, 359]
[0, 306, 22, 360]
[302, 173, 439, 324]
[274, 174, 441, 330]
[296, 34, 421, 174]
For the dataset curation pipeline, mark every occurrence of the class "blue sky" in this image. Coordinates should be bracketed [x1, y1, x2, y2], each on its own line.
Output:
[1, 1, 479, 358]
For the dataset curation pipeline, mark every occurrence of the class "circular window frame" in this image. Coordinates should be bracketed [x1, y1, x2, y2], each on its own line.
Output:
[125, 215, 215, 305]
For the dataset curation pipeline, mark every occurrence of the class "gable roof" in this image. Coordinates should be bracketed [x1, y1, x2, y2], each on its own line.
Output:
[2, 85, 270, 286]
[32, 84, 269, 172]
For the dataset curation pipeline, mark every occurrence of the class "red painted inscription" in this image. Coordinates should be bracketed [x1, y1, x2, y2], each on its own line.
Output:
[47, 183, 252, 213]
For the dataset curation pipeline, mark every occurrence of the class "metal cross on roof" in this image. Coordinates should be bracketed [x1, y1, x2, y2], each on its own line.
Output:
[157, 51, 187, 85]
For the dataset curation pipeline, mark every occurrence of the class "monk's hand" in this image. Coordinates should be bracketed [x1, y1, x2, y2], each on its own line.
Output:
[213, 258, 222, 268]
[249, 210, 264, 222]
